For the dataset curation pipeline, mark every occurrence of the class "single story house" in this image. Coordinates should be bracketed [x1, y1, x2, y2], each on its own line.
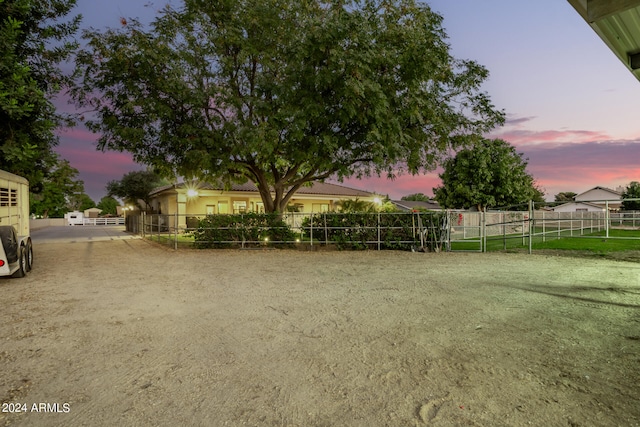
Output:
[574, 186, 622, 210]
[551, 201, 606, 213]
[148, 180, 380, 228]
[84, 207, 102, 218]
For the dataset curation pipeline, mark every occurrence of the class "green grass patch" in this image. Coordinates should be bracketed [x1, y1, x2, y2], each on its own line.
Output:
[451, 228, 640, 255]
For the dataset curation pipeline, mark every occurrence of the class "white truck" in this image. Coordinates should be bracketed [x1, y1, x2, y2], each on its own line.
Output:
[0, 169, 33, 277]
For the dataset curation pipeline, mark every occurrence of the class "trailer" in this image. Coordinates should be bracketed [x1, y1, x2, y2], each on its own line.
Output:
[0, 170, 33, 278]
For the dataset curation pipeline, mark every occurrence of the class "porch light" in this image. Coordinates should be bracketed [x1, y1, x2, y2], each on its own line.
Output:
[373, 197, 382, 205]
[187, 189, 199, 198]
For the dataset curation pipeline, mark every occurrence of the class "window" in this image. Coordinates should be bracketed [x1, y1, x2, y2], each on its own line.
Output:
[233, 201, 247, 213]
[312, 203, 329, 212]
[0, 188, 17, 207]
[206, 205, 215, 215]
[218, 201, 229, 214]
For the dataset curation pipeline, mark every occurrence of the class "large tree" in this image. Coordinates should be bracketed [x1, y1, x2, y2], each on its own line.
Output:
[30, 156, 84, 217]
[433, 138, 540, 211]
[106, 170, 165, 211]
[96, 196, 119, 216]
[72, 0, 504, 213]
[0, 0, 80, 186]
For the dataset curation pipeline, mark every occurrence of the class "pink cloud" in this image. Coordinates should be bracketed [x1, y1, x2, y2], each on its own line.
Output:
[491, 129, 611, 146]
[336, 139, 640, 202]
[337, 173, 442, 200]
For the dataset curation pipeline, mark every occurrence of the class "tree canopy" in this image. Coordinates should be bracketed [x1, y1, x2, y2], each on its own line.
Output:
[554, 192, 577, 203]
[433, 138, 540, 211]
[621, 181, 640, 211]
[0, 0, 80, 187]
[97, 196, 119, 216]
[72, 0, 504, 213]
[106, 170, 165, 211]
[401, 193, 431, 202]
[29, 156, 84, 217]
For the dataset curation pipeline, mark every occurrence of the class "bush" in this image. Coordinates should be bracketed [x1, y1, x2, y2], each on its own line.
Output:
[191, 213, 296, 248]
[300, 212, 447, 251]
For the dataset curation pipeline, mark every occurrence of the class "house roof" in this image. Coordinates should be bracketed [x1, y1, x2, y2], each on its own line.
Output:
[575, 186, 622, 199]
[391, 200, 442, 211]
[150, 180, 376, 198]
[568, 0, 640, 82]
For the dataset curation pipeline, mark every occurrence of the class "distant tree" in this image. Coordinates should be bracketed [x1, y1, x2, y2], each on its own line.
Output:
[106, 170, 165, 211]
[433, 138, 538, 211]
[97, 196, 119, 216]
[0, 0, 80, 188]
[554, 192, 577, 203]
[335, 198, 377, 213]
[72, 0, 504, 213]
[621, 181, 640, 211]
[69, 193, 95, 211]
[30, 157, 84, 217]
[401, 193, 431, 202]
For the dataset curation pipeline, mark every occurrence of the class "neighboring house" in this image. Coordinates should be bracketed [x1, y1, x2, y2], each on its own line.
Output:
[574, 186, 622, 210]
[148, 180, 380, 227]
[84, 207, 102, 218]
[552, 202, 606, 213]
[391, 199, 441, 211]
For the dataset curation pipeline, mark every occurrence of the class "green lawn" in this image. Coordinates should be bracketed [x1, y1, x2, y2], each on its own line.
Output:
[451, 228, 640, 255]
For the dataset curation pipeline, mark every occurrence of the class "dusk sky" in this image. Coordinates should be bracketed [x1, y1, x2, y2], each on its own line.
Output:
[58, 0, 640, 202]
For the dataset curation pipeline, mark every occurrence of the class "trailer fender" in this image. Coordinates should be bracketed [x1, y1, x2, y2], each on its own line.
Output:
[11, 243, 27, 278]
[0, 226, 19, 264]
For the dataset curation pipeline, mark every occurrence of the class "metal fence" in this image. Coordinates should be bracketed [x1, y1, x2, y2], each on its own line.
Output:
[132, 211, 448, 251]
[451, 201, 640, 253]
[127, 202, 640, 253]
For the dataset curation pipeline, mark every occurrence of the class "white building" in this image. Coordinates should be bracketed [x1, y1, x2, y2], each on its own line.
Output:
[552, 201, 605, 213]
[574, 186, 622, 210]
[551, 186, 622, 212]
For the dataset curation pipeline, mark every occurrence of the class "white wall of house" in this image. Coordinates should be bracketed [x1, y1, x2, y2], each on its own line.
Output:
[552, 202, 605, 213]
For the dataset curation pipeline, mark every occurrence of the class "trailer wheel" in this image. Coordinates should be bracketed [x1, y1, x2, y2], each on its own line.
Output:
[25, 239, 33, 272]
[0, 226, 19, 264]
[12, 245, 26, 278]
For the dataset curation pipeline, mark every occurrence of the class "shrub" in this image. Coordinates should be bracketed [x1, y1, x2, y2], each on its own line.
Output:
[191, 213, 296, 248]
[300, 212, 446, 251]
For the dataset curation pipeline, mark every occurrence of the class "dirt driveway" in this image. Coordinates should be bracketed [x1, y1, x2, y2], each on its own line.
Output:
[1, 237, 639, 426]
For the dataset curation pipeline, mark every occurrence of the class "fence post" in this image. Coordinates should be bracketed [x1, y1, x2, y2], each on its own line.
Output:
[174, 211, 178, 250]
[310, 213, 313, 247]
[377, 212, 381, 251]
[528, 200, 533, 255]
[324, 213, 328, 246]
[605, 201, 610, 238]
[502, 212, 507, 251]
[481, 210, 486, 253]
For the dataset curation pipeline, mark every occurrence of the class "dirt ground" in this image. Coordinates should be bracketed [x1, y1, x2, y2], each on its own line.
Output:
[1, 238, 639, 427]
